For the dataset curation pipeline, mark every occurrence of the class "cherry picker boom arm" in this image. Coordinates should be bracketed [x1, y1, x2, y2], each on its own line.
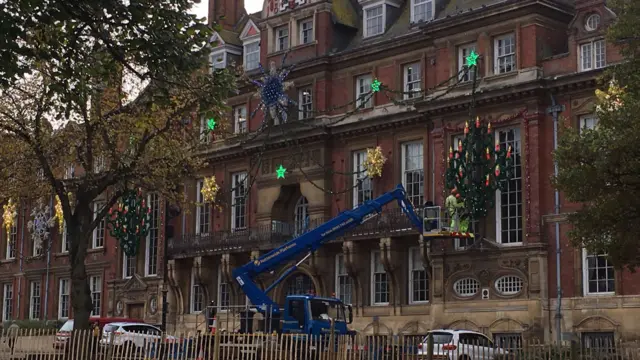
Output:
[232, 184, 424, 313]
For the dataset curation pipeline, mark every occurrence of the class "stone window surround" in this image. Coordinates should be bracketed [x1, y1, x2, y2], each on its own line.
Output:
[578, 38, 606, 72]
[265, 13, 317, 55]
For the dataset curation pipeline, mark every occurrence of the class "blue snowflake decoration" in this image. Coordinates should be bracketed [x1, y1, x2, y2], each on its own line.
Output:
[249, 52, 297, 124]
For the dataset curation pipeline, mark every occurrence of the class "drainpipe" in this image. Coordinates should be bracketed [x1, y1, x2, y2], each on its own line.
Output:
[547, 94, 565, 344]
[43, 195, 53, 320]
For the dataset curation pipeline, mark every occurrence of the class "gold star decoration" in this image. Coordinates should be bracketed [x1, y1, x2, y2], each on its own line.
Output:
[595, 79, 624, 113]
[2, 199, 17, 238]
[54, 195, 64, 233]
[201, 176, 220, 204]
[363, 146, 387, 178]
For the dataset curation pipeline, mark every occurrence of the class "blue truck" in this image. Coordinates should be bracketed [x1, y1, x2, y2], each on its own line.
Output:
[205, 184, 424, 358]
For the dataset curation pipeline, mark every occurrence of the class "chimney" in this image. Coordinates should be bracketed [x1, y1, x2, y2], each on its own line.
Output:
[208, 0, 246, 30]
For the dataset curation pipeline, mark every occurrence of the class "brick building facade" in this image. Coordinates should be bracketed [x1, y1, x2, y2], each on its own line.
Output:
[0, 194, 169, 326]
[162, 0, 640, 344]
[2, 0, 638, 346]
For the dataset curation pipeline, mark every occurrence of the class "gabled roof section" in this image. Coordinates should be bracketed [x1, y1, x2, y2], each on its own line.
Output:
[240, 18, 261, 41]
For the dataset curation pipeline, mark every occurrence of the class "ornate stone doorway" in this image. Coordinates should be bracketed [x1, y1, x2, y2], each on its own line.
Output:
[128, 303, 145, 320]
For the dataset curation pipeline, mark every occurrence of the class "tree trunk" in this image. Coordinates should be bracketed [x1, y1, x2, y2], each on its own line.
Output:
[68, 201, 94, 331]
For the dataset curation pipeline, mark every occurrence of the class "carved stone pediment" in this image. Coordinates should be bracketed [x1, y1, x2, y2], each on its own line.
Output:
[499, 258, 529, 275]
[444, 262, 473, 278]
[465, 237, 502, 251]
[123, 274, 147, 292]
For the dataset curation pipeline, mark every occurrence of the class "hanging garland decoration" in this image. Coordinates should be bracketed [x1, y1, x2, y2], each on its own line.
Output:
[54, 195, 64, 233]
[27, 201, 55, 253]
[363, 146, 387, 178]
[107, 188, 151, 257]
[2, 199, 17, 238]
[445, 118, 514, 221]
[201, 176, 220, 203]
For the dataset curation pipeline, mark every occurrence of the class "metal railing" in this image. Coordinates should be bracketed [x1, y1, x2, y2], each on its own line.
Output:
[169, 207, 425, 259]
[0, 327, 637, 360]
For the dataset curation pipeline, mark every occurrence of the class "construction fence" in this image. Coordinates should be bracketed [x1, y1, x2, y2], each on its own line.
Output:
[0, 327, 639, 360]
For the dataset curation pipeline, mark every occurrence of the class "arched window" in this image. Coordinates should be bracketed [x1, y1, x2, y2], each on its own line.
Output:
[285, 273, 315, 296]
[294, 196, 309, 235]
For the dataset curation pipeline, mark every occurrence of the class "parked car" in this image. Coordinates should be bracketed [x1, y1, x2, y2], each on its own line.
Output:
[417, 329, 509, 360]
[100, 322, 177, 353]
[54, 317, 143, 349]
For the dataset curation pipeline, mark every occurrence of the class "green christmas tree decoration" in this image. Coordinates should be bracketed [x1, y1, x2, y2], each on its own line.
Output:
[207, 118, 217, 131]
[445, 117, 514, 224]
[371, 79, 381, 92]
[107, 188, 151, 257]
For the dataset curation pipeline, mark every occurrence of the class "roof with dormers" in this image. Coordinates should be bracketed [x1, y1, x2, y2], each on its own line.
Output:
[332, 0, 575, 53]
[214, 11, 262, 48]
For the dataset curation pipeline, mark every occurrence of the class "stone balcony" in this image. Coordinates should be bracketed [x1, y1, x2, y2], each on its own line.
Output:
[168, 207, 420, 259]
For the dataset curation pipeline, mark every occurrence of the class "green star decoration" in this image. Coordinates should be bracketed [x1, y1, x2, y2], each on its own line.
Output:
[371, 79, 381, 92]
[465, 50, 479, 67]
[207, 118, 217, 131]
[276, 164, 287, 179]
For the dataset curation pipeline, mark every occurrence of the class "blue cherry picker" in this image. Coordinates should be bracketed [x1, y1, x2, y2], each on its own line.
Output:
[211, 184, 424, 339]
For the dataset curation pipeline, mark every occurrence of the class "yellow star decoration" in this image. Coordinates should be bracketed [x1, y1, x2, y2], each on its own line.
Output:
[54, 195, 64, 233]
[2, 199, 17, 238]
[201, 176, 220, 204]
[595, 79, 624, 113]
[363, 146, 387, 178]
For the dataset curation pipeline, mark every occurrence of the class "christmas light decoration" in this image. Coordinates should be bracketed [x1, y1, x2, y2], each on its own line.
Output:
[201, 176, 220, 203]
[276, 164, 287, 179]
[445, 117, 514, 222]
[596, 79, 624, 113]
[363, 146, 387, 178]
[107, 188, 151, 257]
[249, 59, 296, 124]
[206, 118, 217, 132]
[27, 201, 55, 253]
[465, 50, 479, 67]
[2, 199, 17, 238]
[54, 195, 64, 233]
[371, 79, 382, 92]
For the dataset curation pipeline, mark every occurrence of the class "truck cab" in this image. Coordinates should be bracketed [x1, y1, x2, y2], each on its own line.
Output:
[282, 295, 354, 336]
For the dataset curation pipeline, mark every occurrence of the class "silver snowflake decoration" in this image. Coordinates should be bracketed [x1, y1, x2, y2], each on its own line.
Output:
[249, 54, 297, 125]
[27, 201, 55, 253]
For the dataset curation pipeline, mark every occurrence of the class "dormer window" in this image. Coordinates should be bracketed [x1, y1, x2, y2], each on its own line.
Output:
[276, 26, 289, 52]
[244, 41, 260, 71]
[240, 20, 261, 72]
[364, 5, 384, 38]
[411, 0, 433, 23]
[211, 51, 226, 70]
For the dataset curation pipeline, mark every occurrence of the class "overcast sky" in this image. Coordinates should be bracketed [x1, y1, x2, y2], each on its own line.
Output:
[191, 0, 263, 21]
